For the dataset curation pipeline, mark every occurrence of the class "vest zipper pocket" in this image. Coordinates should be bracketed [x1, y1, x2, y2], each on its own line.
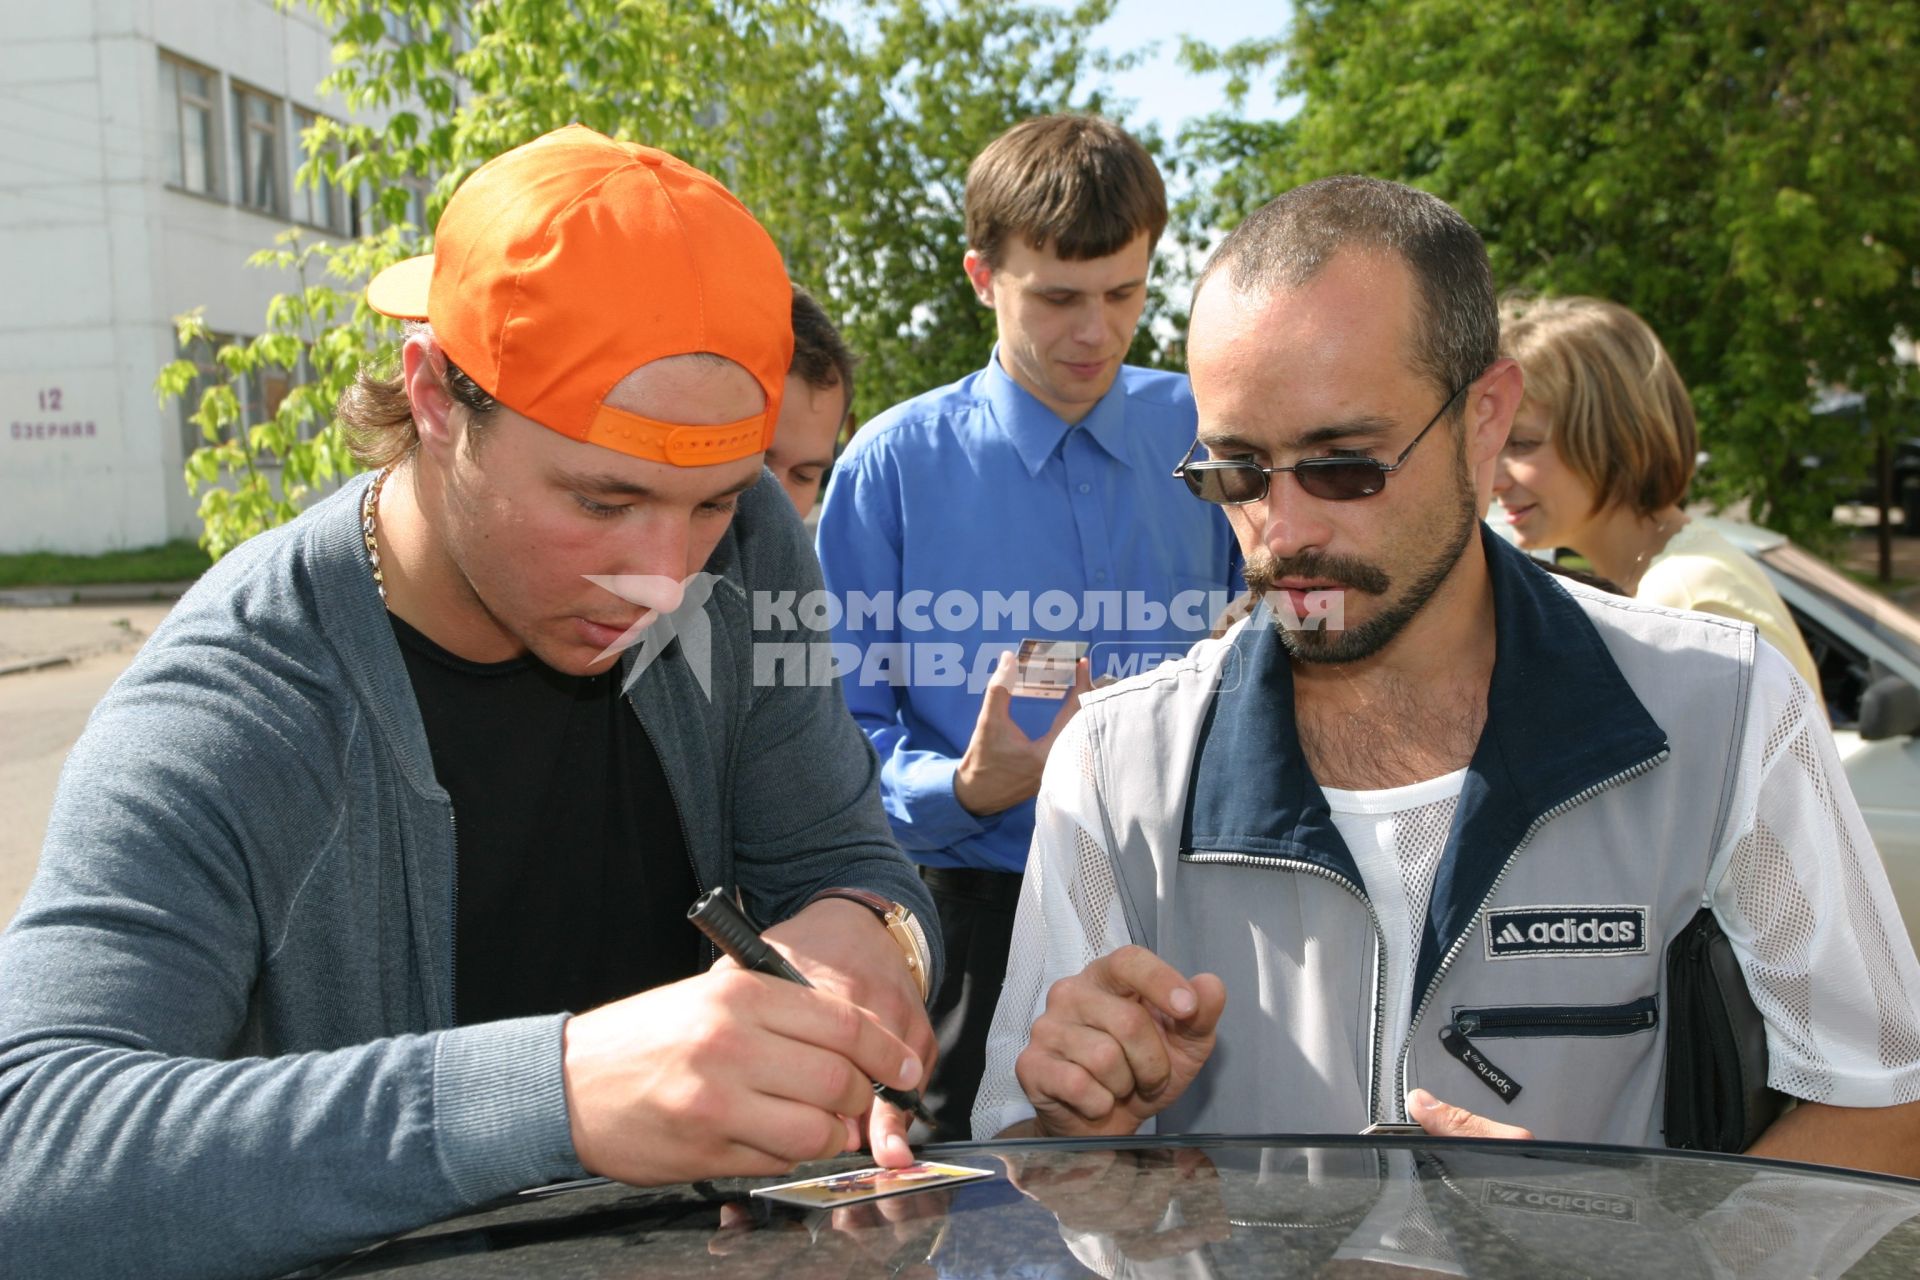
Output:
[1452, 996, 1659, 1039]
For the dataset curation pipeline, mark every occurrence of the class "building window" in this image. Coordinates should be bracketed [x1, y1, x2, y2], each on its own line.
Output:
[176, 329, 238, 460]
[291, 109, 346, 233]
[177, 334, 312, 465]
[247, 351, 316, 466]
[231, 84, 284, 215]
[402, 177, 432, 235]
[345, 174, 433, 239]
[160, 54, 219, 196]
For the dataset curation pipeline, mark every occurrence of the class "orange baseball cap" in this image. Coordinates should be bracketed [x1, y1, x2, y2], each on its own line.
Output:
[366, 125, 791, 466]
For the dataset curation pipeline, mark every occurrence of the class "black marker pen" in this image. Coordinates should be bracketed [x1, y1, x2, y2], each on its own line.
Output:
[688, 887, 934, 1127]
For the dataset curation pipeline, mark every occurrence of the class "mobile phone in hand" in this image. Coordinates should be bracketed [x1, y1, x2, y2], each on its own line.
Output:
[1010, 638, 1085, 699]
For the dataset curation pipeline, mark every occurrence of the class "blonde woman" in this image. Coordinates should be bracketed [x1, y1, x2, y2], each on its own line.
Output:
[1496, 295, 1821, 693]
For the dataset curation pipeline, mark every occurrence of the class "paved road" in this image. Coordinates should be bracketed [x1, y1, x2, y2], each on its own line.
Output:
[0, 603, 173, 928]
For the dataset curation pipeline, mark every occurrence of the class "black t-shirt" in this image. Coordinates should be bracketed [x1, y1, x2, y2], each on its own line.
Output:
[391, 615, 703, 1024]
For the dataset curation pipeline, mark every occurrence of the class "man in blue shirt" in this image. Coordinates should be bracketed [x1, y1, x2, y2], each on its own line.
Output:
[815, 114, 1241, 1138]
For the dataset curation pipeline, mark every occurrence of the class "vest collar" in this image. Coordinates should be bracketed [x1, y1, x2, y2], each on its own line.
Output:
[1183, 526, 1670, 996]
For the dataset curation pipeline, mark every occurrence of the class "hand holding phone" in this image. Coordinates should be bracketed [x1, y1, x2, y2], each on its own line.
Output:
[1010, 638, 1086, 699]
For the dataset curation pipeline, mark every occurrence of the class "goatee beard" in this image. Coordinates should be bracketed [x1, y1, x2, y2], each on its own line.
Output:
[1246, 485, 1478, 665]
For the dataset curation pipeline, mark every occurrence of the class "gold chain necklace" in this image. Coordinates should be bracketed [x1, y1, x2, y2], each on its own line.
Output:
[361, 466, 391, 605]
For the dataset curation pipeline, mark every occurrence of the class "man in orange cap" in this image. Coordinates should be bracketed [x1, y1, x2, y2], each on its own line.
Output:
[0, 126, 939, 1279]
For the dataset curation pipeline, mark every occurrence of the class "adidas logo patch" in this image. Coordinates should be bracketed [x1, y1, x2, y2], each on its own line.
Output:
[1482, 1180, 1638, 1223]
[1484, 905, 1648, 959]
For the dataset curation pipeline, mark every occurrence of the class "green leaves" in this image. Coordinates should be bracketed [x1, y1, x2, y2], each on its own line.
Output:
[1183, 0, 1920, 549]
[778, 0, 1133, 419]
[172, 0, 1158, 558]
[159, 225, 391, 560]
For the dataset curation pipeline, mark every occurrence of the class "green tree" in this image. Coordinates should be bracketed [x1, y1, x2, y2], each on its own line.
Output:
[1181, 1, 1920, 548]
[777, 0, 1150, 416]
[164, 0, 1149, 557]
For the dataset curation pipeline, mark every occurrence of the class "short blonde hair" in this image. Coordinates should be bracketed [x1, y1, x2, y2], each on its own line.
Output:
[1499, 295, 1697, 517]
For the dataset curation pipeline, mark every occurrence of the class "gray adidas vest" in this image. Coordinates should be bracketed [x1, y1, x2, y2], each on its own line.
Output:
[1079, 556, 1755, 1146]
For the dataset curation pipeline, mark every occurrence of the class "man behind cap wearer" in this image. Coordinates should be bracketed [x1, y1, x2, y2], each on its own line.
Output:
[769, 283, 855, 515]
[814, 115, 1242, 1140]
[0, 126, 940, 1280]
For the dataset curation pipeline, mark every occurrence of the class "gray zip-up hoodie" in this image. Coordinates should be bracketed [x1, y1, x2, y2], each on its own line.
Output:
[0, 472, 938, 1280]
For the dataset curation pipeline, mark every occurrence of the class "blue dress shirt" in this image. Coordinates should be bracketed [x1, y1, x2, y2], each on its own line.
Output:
[815, 352, 1244, 873]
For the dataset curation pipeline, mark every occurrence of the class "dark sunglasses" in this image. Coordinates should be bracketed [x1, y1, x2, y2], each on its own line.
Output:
[1173, 379, 1473, 505]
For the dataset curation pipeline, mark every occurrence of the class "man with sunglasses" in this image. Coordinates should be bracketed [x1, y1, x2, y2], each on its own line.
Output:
[972, 176, 1920, 1178]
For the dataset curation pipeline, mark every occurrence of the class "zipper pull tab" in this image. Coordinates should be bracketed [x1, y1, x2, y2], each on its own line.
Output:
[1439, 1023, 1523, 1104]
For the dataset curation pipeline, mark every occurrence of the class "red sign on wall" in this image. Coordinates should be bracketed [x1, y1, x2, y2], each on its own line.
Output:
[6, 381, 103, 443]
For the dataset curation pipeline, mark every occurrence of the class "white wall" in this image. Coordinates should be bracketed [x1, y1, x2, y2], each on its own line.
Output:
[0, 0, 365, 553]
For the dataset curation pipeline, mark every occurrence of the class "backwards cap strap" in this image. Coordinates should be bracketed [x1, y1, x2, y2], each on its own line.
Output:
[584, 404, 771, 466]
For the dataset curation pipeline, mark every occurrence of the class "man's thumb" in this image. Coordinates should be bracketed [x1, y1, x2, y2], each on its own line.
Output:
[976, 651, 1016, 719]
[1405, 1088, 1533, 1140]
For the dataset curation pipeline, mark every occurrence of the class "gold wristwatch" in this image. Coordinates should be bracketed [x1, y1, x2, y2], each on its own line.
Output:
[808, 888, 932, 1003]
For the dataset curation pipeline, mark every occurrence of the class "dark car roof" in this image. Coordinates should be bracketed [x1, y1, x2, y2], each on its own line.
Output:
[315, 1135, 1920, 1277]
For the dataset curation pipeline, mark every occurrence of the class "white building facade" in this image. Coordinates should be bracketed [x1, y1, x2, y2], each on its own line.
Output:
[1, 0, 395, 553]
